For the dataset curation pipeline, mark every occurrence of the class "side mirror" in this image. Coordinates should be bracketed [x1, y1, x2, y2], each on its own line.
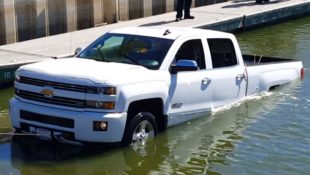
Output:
[75, 47, 82, 56]
[170, 59, 199, 74]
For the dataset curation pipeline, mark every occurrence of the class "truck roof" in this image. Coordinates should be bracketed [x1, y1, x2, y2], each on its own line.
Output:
[108, 26, 232, 40]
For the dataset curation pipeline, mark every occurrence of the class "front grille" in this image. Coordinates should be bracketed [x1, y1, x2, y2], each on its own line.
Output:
[19, 76, 97, 93]
[16, 89, 86, 108]
[20, 110, 74, 128]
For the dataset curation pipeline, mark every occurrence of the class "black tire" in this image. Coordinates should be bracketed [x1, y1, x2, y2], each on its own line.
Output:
[264, 0, 270, 2]
[122, 112, 158, 146]
[256, 0, 263, 3]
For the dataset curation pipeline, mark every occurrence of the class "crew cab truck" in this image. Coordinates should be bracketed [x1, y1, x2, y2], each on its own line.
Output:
[233, 0, 270, 4]
[9, 27, 304, 146]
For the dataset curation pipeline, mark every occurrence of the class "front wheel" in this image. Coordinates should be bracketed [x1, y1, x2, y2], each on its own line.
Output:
[122, 112, 158, 146]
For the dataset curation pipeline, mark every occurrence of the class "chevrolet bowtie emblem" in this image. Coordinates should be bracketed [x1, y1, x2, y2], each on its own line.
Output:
[40, 88, 54, 98]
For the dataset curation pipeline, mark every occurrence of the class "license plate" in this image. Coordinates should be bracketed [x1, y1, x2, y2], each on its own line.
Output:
[29, 126, 52, 141]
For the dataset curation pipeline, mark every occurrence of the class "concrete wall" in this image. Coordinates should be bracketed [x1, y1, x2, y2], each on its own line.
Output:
[0, 0, 226, 45]
[48, 0, 66, 36]
[0, 0, 5, 45]
[152, 0, 166, 15]
[129, 0, 142, 19]
[2, 0, 16, 44]
[195, 0, 226, 6]
[34, 0, 47, 38]
[15, 0, 34, 41]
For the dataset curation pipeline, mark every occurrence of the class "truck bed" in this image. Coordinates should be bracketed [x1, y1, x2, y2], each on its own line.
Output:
[243, 54, 298, 66]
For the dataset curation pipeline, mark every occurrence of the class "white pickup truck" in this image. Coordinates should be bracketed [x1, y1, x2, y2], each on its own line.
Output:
[9, 27, 304, 146]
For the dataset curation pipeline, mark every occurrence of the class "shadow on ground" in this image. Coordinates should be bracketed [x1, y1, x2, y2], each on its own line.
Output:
[223, 0, 290, 8]
[139, 20, 176, 27]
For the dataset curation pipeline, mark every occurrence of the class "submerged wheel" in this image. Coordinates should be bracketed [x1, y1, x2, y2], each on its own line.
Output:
[122, 112, 158, 146]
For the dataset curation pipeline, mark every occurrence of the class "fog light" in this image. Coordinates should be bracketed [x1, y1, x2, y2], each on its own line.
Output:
[100, 102, 115, 109]
[93, 121, 108, 131]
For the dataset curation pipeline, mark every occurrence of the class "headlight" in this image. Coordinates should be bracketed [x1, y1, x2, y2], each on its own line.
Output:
[86, 101, 115, 109]
[97, 87, 116, 95]
[87, 86, 117, 95]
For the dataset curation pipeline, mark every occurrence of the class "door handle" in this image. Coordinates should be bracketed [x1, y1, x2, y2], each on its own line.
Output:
[236, 74, 245, 80]
[202, 78, 211, 85]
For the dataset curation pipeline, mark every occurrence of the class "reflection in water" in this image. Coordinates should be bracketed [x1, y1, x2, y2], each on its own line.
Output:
[237, 16, 310, 59]
[10, 132, 168, 175]
[160, 93, 275, 175]
[0, 88, 14, 143]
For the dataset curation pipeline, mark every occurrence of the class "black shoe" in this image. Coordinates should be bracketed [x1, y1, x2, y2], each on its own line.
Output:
[175, 18, 181, 22]
[184, 15, 194, 19]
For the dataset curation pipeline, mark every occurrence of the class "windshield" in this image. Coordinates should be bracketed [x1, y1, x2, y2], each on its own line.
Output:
[77, 33, 173, 70]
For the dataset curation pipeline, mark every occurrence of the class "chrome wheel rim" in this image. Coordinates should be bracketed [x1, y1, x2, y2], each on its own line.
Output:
[132, 120, 155, 144]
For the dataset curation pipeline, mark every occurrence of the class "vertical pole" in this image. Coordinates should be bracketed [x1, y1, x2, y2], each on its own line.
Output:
[118, 0, 128, 21]
[143, 0, 152, 17]
[115, 0, 119, 22]
[104, 0, 117, 23]
[34, 0, 47, 38]
[93, 0, 104, 26]
[45, 0, 49, 36]
[166, 0, 174, 12]
[3, 0, 16, 44]
[0, 0, 5, 45]
[191, 0, 195, 8]
[65, 0, 77, 32]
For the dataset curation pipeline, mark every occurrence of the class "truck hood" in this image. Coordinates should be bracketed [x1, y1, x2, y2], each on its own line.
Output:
[18, 58, 164, 85]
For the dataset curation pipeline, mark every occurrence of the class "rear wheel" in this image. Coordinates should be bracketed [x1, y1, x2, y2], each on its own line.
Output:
[256, 0, 263, 3]
[264, 0, 270, 2]
[122, 112, 158, 146]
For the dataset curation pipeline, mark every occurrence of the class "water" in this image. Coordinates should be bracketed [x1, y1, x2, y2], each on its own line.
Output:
[1, 16, 310, 175]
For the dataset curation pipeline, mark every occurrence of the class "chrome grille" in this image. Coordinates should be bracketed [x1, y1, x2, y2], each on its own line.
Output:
[16, 89, 86, 108]
[19, 76, 97, 93]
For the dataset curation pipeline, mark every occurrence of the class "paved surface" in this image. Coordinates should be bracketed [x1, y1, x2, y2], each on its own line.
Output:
[0, 0, 309, 65]
[0, 49, 51, 67]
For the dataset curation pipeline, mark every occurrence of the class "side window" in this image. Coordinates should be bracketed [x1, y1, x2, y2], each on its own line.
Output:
[207, 39, 237, 68]
[175, 39, 206, 70]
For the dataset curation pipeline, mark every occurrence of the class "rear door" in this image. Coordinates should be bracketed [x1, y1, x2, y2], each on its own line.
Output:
[205, 38, 247, 107]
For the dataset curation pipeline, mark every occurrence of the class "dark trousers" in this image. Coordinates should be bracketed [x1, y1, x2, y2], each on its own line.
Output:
[176, 0, 192, 18]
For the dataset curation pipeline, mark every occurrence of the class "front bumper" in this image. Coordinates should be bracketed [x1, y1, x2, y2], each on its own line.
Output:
[9, 97, 127, 144]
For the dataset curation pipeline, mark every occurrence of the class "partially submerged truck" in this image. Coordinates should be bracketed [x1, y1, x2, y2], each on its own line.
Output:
[233, 0, 270, 4]
[9, 27, 304, 146]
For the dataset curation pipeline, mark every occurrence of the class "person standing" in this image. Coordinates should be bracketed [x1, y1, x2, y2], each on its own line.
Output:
[176, 0, 194, 22]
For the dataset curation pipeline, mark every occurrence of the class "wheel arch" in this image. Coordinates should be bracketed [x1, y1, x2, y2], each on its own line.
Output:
[126, 98, 167, 133]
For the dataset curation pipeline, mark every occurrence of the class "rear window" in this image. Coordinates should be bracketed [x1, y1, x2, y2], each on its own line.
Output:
[207, 39, 237, 68]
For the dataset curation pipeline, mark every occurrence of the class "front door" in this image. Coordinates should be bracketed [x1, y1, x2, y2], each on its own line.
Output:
[168, 39, 213, 127]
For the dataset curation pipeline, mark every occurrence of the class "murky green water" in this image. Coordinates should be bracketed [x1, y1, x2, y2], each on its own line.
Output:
[1, 16, 310, 175]
[0, 88, 13, 134]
